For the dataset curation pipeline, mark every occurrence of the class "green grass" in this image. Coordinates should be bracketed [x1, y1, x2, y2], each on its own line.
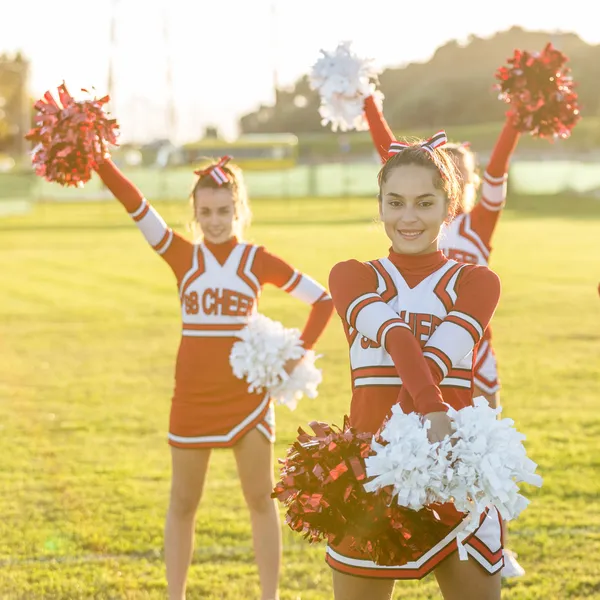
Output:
[0, 195, 599, 599]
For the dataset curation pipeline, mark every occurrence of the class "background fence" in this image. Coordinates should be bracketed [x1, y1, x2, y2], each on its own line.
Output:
[2, 159, 600, 216]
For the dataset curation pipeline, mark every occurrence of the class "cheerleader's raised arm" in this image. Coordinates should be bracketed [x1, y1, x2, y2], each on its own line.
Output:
[96, 159, 194, 284]
[364, 95, 395, 163]
[468, 120, 520, 248]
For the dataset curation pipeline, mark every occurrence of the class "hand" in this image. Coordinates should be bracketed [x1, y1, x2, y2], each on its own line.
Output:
[283, 357, 303, 376]
[425, 411, 454, 443]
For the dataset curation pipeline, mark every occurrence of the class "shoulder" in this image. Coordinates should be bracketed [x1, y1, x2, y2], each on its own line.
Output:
[251, 244, 284, 266]
[457, 263, 500, 292]
[329, 259, 378, 286]
[240, 242, 265, 264]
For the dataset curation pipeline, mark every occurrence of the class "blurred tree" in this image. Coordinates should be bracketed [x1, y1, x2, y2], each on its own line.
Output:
[0, 52, 30, 157]
[203, 125, 220, 139]
[239, 27, 597, 134]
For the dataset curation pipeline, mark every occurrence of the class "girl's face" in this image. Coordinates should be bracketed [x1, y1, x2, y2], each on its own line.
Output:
[379, 164, 448, 255]
[194, 188, 236, 244]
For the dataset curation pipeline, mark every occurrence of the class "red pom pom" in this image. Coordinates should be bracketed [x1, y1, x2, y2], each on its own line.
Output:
[25, 83, 119, 187]
[272, 417, 461, 566]
[495, 43, 580, 139]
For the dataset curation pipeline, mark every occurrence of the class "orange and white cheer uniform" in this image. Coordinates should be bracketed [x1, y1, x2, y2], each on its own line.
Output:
[365, 96, 520, 394]
[327, 250, 503, 579]
[96, 160, 333, 448]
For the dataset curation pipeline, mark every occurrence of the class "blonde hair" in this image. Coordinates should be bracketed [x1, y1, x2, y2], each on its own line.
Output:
[444, 143, 481, 213]
[378, 141, 463, 222]
[190, 158, 252, 240]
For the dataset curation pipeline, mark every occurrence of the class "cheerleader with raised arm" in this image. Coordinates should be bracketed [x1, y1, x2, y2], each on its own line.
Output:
[27, 87, 334, 600]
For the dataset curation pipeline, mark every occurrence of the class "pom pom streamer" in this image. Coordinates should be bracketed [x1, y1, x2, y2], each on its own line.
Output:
[229, 313, 321, 410]
[272, 418, 458, 566]
[364, 405, 453, 511]
[444, 397, 542, 529]
[365, 398, 542, 560]
[25, 83, 119, 187]
[495, 43, 580, 139]
[310, 41, 383, 132]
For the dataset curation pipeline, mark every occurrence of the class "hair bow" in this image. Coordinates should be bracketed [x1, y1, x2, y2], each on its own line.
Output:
[388, 130, 448, 157]
[194, 155, 232, 185]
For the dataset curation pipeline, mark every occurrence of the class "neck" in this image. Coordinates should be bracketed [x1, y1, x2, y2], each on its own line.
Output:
[387, 246, 447, 273]
[202, 236, 238, 266]
[203, 235, 237, 248]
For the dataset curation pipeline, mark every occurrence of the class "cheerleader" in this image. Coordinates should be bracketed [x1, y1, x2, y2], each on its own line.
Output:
[365, 97, 525, 578]
[95, 155, 334, 600]
[327, 134, 502, 599]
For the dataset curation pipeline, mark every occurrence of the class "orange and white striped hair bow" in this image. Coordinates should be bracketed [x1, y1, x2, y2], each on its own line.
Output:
[388, 130, 448, 157]
[194, 155, 232, 185]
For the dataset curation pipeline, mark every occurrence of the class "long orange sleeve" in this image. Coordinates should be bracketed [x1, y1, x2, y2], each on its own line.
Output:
[254, 248, 334, 350]
[395, 264, 501, 412]
[329, 259, 445, 414]
[95, 160, 193, 284]
[422, 265, 501, 382]
[364, 95, 395, 164]
[470, 119, 521, 246]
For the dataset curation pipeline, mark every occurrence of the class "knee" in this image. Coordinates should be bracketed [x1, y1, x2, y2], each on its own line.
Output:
[244, 490, 275, 515]
[169, 486, 202, 519]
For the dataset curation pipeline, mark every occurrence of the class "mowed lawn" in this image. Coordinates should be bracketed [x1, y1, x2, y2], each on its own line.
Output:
[0, 195, 598, 599]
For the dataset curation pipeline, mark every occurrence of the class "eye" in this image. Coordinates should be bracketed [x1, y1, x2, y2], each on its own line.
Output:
[419, 200, 434, 208]
[218, 206, 232, 215]
[198, 208, 210, 216]
[388, 199, 403, 208]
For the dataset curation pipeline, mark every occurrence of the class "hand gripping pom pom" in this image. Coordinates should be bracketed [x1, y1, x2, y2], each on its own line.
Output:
[364, 400, 542, 560]
[25, 83, 119, 187]
[363, 405, 454, 512]
[310, 41, 383, 132]
[229, 313, 322, 410]
[272, 418, 460, 566]
[495, 43, 580, 139]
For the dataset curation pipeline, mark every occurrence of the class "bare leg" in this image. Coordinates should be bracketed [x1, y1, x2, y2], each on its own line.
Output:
[435, 552, 501, 600]
[234, 428, 281, 600]
[331, 570, 395, 600]
[164, 447, 211, 600]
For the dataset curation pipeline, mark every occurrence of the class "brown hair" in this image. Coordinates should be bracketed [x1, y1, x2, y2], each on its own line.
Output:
[444, 142, 481, 213]
[377, 141, 462, 221]
[190, 158, 252, 239]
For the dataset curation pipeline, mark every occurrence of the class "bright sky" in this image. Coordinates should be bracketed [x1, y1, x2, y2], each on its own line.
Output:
[2, 0, 597, 143]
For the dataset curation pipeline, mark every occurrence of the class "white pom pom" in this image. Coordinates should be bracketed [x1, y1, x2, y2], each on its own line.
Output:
[362, 398, 542, 561]
[310, 40, 383, 132]
[229, 313, 322, 410]
[363, 405, 452, 511]
[269, 349, 322, 411]
[445, 397, 543, 527]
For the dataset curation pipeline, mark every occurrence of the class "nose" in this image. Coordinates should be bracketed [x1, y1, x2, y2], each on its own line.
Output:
[400, 203, 419, 223]
[207, 212, 221, 226]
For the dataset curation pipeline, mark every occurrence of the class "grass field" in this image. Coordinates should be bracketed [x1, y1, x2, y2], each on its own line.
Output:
[1, 194, 599, 599]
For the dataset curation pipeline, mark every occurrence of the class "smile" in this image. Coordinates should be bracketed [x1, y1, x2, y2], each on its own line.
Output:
[398, 230, 424, 240]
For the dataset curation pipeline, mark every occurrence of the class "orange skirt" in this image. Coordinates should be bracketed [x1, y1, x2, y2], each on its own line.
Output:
[326, 507, 504, 580]
[168, 336, 275, 448]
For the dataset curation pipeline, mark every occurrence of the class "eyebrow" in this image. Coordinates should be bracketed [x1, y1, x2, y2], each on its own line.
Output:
[385, 192, 435, 199]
